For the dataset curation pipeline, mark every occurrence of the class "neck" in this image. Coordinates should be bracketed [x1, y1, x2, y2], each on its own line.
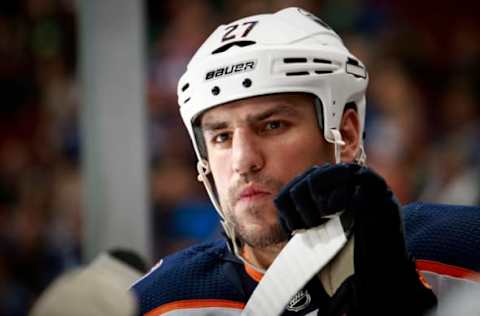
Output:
[241, 242, 287, 270]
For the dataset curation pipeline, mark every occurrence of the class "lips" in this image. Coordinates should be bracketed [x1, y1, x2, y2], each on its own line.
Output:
[238, 186, 271, 200]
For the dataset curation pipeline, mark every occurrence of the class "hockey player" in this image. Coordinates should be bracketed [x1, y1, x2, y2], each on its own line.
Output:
[132, 7, 436, 315]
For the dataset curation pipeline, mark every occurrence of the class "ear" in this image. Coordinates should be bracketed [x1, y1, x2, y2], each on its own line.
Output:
[340, 107, 360, 162]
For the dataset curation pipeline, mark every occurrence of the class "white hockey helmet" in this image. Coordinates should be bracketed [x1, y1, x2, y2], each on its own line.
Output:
[177, 7, 368, 236]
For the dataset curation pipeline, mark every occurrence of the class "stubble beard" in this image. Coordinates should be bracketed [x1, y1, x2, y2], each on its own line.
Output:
[230, 207, 288, 249]
[221, 176, 289, 249]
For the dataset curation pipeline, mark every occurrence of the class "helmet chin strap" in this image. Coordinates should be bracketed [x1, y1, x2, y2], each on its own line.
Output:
[196, 159, 222, 214]
[196, 159, 260, 270]
[355, 145, 367, 166]
[327, 129, 345, 164]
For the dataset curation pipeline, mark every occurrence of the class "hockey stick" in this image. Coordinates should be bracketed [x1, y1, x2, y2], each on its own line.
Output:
[241, 215, 348, 316]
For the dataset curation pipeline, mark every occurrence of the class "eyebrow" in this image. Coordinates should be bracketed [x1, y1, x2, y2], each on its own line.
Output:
[201, 104, 301, 132]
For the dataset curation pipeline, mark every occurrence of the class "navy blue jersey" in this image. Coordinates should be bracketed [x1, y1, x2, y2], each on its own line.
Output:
[404, 202, 480, 275]
[403, 202, 480, 303]
[132, 239, 329, 315]
[132, 202, 480, 315]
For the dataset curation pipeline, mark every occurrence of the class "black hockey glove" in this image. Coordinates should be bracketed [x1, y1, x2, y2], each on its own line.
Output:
[275, 163, 360, 235]
[274, 163, 437, 315]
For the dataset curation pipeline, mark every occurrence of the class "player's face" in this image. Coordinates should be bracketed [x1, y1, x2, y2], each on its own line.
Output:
[201, 93, 333, 248]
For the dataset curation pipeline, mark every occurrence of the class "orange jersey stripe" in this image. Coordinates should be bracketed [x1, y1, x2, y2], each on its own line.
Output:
[145, 299, 245, 316]
[244, 264, 263, 283]
[416, 259, 480, 282]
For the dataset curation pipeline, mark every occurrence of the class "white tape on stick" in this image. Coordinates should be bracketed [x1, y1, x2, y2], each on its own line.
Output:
[242, 215, 348, 316]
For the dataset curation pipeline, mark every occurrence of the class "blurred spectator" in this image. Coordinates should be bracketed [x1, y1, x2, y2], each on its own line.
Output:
[419, 77, 480, 205]
[0, 1, 80, 313]
[150, 157, 220, 259]
[29, 248, 147, 316]
[365, 58, 428, 202]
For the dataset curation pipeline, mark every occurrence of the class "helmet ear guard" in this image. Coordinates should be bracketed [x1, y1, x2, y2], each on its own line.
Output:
[177, 7, 368, 256]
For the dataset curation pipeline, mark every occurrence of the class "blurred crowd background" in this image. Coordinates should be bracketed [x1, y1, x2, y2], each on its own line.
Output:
[0, 0, 479, 314]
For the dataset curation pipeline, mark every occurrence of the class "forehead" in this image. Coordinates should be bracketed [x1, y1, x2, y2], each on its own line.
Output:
[200, 93, 316, 126]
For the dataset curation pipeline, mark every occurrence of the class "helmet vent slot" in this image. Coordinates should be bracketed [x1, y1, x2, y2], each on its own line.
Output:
[183, 97, 191, 104]
[280, 57, 336, 76]
[286, 71, 309, 76]
[283, 58, 307, 63]
[313, 58, 332, 64]
[181, 83, 190, 92]
[211, 41, 256, 54]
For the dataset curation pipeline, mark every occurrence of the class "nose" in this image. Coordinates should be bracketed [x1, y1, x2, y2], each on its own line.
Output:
[231, 128, 264, 178]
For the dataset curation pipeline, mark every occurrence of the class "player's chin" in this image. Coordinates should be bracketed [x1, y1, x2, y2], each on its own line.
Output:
[240, 221, 289, 248]
[241, 205, 281, 229]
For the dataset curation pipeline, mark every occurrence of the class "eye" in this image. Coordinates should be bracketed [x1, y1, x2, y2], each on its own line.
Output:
[212, 132, 231, 144]
[265, 121, 283, 130]
[261, 120, 289, 134]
